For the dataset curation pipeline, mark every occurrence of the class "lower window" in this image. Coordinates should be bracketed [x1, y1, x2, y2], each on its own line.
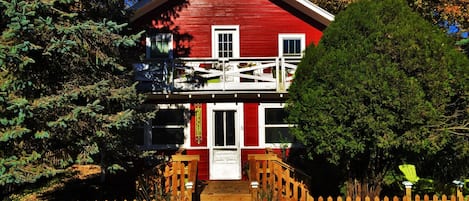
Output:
[263, 107, 294, 144]
[137, 108, 187, 147]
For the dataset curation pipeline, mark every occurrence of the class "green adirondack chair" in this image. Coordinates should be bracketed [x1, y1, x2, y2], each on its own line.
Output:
[399, 164, 420, 183]
[398, 164, 434, 193]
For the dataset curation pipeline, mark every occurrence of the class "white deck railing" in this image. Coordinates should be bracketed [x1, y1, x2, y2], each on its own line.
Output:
[134, 57, 301, 93]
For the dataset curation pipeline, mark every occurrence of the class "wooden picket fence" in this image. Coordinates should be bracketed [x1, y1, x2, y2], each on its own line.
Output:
[248, 153, 468, 201]
[301, 195, 469, 201]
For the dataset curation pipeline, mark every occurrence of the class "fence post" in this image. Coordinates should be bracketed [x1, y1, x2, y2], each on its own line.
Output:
[251, 181, 259, 201]
[452, 180, 464, 201]
[403, 181, 413, 201]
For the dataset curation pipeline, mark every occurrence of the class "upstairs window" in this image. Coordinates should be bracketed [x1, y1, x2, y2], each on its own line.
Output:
[146, 33, 173, 59]
[212, 25, 240, 58]
[278, 34, 305, 57]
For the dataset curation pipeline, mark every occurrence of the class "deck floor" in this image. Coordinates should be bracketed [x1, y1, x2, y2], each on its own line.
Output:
[199, 181, 251, 201]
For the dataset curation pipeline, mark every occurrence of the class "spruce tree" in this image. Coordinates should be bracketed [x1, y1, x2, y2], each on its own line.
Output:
[0, 0, 149, 191]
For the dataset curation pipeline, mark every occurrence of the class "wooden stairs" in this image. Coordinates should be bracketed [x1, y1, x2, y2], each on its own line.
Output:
[199, 181, 252, 201]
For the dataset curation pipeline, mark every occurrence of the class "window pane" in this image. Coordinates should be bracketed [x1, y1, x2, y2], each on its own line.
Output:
[265, 108, 288, 124]
[225, 111, 235, 146]
[149, 34, 171, 58]
[153, 109, 185, 125]
[265, 127, 293, 143]
[282, 38, 301, 56]
[283, 40, 289, 54]
[289, 40, 295, 53]
[135, 127, 144, 145]
[295, 40, 301, 53]
[214, 111, 224, 146]
[151, 128, 184, 144]
[217, 33, 233, 58]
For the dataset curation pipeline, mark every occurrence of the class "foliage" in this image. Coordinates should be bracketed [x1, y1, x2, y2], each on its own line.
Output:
[288, 0, 469, 196]
[136, 160, 171, 201]
[310, 0, 469, 53]
[0, 0, 150, 194]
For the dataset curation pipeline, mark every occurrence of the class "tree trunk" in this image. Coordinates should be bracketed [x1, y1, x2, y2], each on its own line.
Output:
[346, 177, 382, 199]
[100, 151, 106, 183]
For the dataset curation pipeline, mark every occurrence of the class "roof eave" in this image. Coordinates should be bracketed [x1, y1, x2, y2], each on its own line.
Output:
[130, 0, 334, 26]
[130, 0, 168, 22]
[281, 0, 334, 26]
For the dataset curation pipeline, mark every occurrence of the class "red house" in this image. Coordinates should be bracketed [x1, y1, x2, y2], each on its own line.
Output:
[131, 0, 333, 181]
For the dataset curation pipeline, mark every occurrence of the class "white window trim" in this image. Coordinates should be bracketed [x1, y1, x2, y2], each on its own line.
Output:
[146, 33, 173, 59]
[211, 25, 240, 58]
[206, 103, 244, 149]
[258, 103, 293, 149]
[140, 104, 190, 150]
[278, 33, 306, 57]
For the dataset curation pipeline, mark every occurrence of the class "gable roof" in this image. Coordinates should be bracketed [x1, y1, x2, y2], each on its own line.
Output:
[130, 0, 334, 26]
[281, 0, 334, 26]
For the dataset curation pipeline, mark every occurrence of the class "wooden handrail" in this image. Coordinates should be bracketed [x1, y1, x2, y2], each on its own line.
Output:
[164, 154, 199, 201]
[248, 153, 313, 201]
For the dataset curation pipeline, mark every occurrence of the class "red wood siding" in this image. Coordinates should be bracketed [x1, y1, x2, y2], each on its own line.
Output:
[186, 149, 209, 180]
[190, 103, 207, 147]
[244, 103, 259, 146]
[135, 0, 324, 57]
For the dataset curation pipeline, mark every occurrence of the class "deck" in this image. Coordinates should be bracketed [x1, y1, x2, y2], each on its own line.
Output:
[133, 57, 300, 94]
[198, 181, 251, 201]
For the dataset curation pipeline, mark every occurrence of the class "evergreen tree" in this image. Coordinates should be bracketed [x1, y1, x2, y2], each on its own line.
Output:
[288, 0, 469, 196]
[0, 0, 149, 191]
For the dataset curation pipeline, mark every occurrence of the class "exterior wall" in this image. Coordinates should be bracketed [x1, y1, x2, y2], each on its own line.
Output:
[134, 0, 324, 57]
[134, 0, 326, 180]
[190, 103, 207, 147]
[244, 102, 259, 146]
[182, 102, 294, 180]
[186, 149, 210, 180]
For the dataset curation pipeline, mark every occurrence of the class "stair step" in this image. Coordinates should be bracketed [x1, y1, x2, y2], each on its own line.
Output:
[199, 181, 252, 201]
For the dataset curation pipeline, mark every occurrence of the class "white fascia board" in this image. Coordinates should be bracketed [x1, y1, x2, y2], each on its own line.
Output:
[283, 0, 335, 26]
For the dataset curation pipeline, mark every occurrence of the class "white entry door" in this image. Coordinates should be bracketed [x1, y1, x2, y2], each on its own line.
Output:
[209, 105, 242, 180]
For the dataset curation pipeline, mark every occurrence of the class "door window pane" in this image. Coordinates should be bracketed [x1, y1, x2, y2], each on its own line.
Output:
[214, 111, 225, 146]
[225, 111, 235, 146]
[214, 110, 236, 146]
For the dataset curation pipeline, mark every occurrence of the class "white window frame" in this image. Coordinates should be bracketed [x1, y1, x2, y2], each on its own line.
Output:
[211, 25, 240, 58]
[146, 33, 173, 59]
[259, 103, 293, 148]
[140, 104, 190, 150]
[278, 33, 306, 57]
